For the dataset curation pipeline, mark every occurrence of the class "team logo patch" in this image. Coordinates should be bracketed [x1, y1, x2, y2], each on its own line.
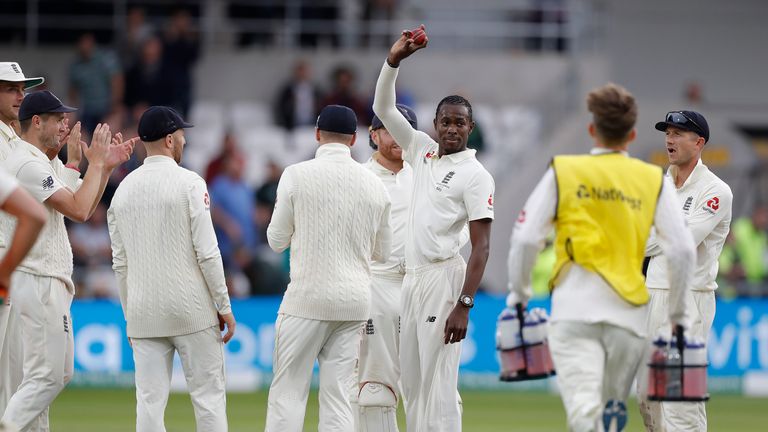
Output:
[683, 196, 693, 212]
[365, 318, 375, 335]
[10, 63, 20, 74]
[42, 176, 55, 191]
[441, 171, 455, 185]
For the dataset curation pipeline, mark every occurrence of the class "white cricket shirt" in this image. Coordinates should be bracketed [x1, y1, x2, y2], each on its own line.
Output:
[506, 149, 696, 336]
[364, 154, 412, 277]
[0, 167, 18, 204]
[645, 159, 732, 291]
[3, 140, 75, 292]
[372, 62, 495, 267]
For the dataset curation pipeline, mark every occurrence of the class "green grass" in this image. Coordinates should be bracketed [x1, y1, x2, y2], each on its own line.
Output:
[50, 388, 767, 431]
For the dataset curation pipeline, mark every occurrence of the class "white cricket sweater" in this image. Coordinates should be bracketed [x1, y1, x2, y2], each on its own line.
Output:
[108, 156, 231, 338]
[267, 143, 392, 321]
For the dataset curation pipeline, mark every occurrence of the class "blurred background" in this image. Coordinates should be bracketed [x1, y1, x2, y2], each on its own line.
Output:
[1, 0, 767, 405]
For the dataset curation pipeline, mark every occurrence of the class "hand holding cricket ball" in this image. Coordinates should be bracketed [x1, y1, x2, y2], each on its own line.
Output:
[387, 24, 429, 68]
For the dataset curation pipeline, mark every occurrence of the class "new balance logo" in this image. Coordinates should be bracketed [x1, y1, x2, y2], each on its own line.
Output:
[42, 176, 54, 191]
[365, 319, 375, 335]
[63, 315, 69, 333]
[683, 196, 693, 211]
[426, 316, 437, 323]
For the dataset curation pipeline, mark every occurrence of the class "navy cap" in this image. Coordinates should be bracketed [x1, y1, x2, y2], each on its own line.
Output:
[369, 104, 418, 149]
[316, 105, 357, 134]
[655, 110, 709, 143]
[18, 90, 77, 121]
[138, 106, 194, 142]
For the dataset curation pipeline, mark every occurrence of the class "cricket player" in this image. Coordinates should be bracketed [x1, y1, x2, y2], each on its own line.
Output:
[109, 106, 235, 432]
[507, 83, 696, 432]
[0, 90, 134, 431]
[265, 105, 392, 432]
[373, 27, 495, 432]
[638, 111, 732, 432]
[0, 62, 45, 419]
[352, 104, 416, 431]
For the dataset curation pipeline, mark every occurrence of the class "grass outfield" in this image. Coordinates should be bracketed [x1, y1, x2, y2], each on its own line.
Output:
[50, 389, 766, 431]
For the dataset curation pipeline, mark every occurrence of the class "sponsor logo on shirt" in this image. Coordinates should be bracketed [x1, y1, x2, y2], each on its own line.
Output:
[423, 150, 436, 164]
[42, 176, 55, 191]
[204, 192, 210, 209]
[426, 316, 437, 323]
[488, 193, 494, 211]
[575, 184, 642, 210]
[683, 196, 693, 212]
[516, 209, 526, 224]
[703, 196, 720, 214]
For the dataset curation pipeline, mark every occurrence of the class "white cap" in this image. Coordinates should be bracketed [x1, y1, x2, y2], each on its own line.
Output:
[0, 62, 44, 89]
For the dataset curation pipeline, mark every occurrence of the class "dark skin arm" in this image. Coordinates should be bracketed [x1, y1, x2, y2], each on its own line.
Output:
[386, 24, 428, 67]
[444, 218, 492, 344]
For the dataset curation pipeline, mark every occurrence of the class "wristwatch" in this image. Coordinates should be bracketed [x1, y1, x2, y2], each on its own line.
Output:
[458, 294, 474, 309]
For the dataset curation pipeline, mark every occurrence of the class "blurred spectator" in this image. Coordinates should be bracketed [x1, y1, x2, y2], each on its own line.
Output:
[162, 9, 200, 117]
[255, 160, 282, 240]
[210, 151, 258, 269]
[730, 205, 768, 295]
[205, 132, 240, 183]
[124, 36, 174, 111]
[362, 0, 397, 47]
[116, 6, 156, 70]
[70, 203, 116, 298]
[299, 2, 340, 47]
[684, 80, 705, 106]
[322, 65, 370, 124]
[69, 33, 123, 136]
[274, 60, 324, 130]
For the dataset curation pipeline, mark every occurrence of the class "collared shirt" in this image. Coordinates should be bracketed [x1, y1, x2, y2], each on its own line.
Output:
[4, 140, 74, 291]
[645, 159, 733, 291]
[364, 153, 413, 276]
[372, 62, 495, 267]
[506, 148, 695, 336]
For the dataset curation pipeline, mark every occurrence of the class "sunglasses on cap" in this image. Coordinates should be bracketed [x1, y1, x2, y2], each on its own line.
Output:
[665, 111, 704, 134]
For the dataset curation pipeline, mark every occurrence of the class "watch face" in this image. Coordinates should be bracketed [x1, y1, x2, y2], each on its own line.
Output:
[461, 296, 472, 306]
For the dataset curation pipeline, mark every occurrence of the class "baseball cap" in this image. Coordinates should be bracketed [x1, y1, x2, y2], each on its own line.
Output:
[0, 62, 44, 89]
[655, 110, 709, 143]
[371, 104, 418, 131]
[316, 105, 357, 134]
[138, 106, 194, 142]
[18, 90, 77, 121]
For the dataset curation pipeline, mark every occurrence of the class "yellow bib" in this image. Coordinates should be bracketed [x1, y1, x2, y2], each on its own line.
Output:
[551, 153, 663, 305]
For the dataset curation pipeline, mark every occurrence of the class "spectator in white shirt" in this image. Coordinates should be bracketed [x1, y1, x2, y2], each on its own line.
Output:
[265, 104, 391, 432]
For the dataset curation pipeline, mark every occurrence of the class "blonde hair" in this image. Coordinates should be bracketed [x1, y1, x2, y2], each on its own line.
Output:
[587, 83, 637, 146]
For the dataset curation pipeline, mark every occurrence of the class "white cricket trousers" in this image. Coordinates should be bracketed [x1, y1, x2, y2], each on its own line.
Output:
[548, 321, 645, 432]
[1, 272, 74, 432]
[132, 325, 227, 432]
[637, 288, 715, 432]
[358, 274, 402, 394]
[400, 256, 465, 432]
[266, 314, 362, 432]
[0, 302, 23, 417]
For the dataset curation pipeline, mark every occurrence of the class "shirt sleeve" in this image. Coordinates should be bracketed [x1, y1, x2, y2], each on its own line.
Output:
[107, 206, 129, 320]
[652, 178, 696, 326]
[267, 167, 296, 252]
[0, 168, 19, 204]
[15, 160, 63, 203]
[372, 189, 392, 263]
[464, 169, 495, 221]
[187, 177, 231, 315]
[687, 182, 733, 247]
[52, 158, 82, 191]
[507, 168, 556, 306]
[372, 62, 423, 165]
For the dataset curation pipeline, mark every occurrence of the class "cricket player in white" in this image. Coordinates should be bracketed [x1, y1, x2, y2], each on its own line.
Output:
[507, 84, 696, 432]
[0, 62, 45, 420]
[637, 111, 732, 432]
[373, 27, 495, 432]
[353, 105, 416, 432]
[265, 104, 392, 432]
[109, 106, 235, 432]
[1, 90, 134, 432]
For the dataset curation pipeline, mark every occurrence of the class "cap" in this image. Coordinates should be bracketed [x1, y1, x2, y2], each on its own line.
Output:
[316, 105, 357, 134]
[138, 106, 194, 142]
[0, 62, 44, 89]
[18, 90, 77, 121]
[655, 110, 709, 143]
[369, 104, 418, 149]
[371, 104, 418, 130]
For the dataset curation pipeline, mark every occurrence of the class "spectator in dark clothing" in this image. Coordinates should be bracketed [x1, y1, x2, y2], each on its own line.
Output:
[205, 132, 239, 184]
[124, 37, 174, 110]
[274, 60, 324, 130]
[162, 9, 200, 117]
[322, 65, 370, 125]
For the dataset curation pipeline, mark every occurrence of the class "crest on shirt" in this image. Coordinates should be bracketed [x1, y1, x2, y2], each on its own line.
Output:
[42, 175, 54, 191]
[703, 196, 719, 214]
[441, 171, 455, 185]
[683, 196, 693, 212]
[203, 192, 210, 209]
